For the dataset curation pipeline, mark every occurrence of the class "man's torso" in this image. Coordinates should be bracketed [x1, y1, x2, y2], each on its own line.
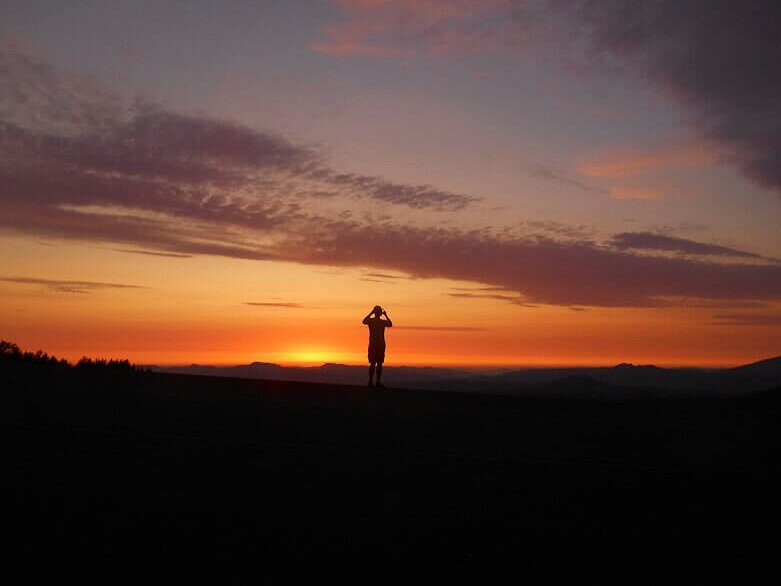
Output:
[366, 318, 387, 344]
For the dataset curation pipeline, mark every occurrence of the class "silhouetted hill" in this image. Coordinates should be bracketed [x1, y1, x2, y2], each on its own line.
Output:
[7, 340, 781, 582]
[152, 361, 473, 388]
[468, 364, 713, 392]
[729, 355, 781, 376]
[712, 356, 781, 391]
[151, 356, 780, 396]
[419, 360, 778, 394]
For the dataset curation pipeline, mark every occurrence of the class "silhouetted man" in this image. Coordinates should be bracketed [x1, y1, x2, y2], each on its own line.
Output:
[362, 305, 392, 387]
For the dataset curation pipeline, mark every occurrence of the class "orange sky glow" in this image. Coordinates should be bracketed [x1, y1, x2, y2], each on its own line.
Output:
[2, 236, 778, 368]
[1, 3, 780, 369]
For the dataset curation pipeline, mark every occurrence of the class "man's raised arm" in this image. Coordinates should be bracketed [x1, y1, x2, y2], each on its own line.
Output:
[382, 309, 392, 327]
[362, 309, 373, 325]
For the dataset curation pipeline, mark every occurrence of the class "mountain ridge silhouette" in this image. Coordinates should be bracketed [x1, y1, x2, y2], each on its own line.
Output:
[149, 356, 781, 395]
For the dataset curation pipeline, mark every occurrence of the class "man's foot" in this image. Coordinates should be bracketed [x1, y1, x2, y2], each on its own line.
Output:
[376, 382, 385, 389]
[367, 381, 373, 387]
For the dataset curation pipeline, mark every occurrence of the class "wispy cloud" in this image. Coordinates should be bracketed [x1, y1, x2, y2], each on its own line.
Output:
[114, 249, 192, 258]
[611, 232, 769, 261]
[244, 302, 305, 309]
[608, 186, 666, 201]
[0, 276, 144, 294]
[649, 297, 769, 310]
[527, 164, 606, 195]
[395, 325, 488, 332]
[709, 314, 781, 327]
[579, 143, 721, 179]
[363, 272, 413, 280]
[576, 142, 722, 201]
[311, 1, 510, 58]
[448, 292, 535, 307]
[451, 286, 510, 293]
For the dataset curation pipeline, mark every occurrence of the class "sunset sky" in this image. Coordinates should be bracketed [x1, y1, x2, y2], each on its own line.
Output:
[1, 0, 780, 367]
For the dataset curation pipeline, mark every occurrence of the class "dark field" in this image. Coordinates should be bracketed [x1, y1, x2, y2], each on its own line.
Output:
[7, 369, 781, 582]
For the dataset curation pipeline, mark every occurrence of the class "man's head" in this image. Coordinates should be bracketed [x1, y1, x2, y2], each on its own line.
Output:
[373, 305, 382, 316]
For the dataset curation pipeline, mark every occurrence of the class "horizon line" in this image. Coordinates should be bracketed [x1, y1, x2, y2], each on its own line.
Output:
[141, 357, 776, 370]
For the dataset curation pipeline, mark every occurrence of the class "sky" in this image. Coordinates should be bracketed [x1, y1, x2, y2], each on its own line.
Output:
[1, 0, 780, 367]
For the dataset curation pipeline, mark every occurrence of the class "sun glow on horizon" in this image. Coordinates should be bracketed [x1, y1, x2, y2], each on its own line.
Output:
[277, 348, 355, 366]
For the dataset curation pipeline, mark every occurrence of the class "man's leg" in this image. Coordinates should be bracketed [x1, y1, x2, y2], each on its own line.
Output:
[368, 362, 376, 386]
[376, 364, 383, 387]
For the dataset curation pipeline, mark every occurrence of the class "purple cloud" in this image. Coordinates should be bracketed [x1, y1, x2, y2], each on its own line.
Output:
[0, 43, 474, 214]
[283, 222, 781, 307]
[554, 0, 781, 196]
[448, 292, 534, 307]
[611, 232, 768, 260]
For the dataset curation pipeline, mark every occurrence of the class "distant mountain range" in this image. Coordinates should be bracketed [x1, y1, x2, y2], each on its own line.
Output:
[147, 362, 473, 389]
[147, 356, 781, 396]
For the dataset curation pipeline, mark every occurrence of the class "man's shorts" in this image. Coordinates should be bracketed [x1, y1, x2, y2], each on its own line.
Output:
[368, 341, 386, 364]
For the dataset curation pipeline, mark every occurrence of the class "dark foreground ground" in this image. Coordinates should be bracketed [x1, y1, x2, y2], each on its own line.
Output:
[6, 369, 781, 583]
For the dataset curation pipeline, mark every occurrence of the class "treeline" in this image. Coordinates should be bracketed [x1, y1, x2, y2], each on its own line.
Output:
[0, 340, 141, 372]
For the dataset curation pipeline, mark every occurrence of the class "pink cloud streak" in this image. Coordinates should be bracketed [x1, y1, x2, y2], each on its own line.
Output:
[311, 0, 510, 57]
